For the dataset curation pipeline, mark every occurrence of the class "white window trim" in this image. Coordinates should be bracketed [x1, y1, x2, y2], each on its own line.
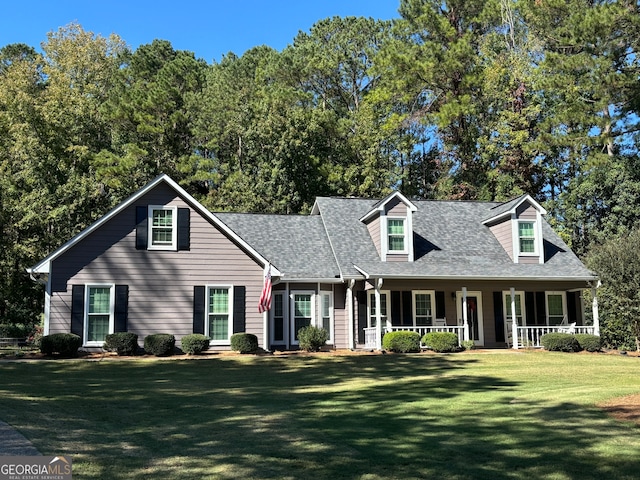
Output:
[503, 290, 526, 326]
[367, 290, 390, 329]
[290, 290, 315, 346]
[383, 216, 409, 255]
[517, 219, 538, 257]
[205, 285, 234, 345]
[319, 290, 334, 344]
[84, 284, 115, 347]
[412, 290, 435, 326]
[148, 205, 178, 251]
[545, 291, 567, 326]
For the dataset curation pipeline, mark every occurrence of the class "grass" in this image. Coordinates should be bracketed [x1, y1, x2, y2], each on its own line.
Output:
[1, 351, 640, 479]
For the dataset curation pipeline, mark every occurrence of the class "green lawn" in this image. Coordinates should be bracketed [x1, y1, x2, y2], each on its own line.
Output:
[1, 351, 640, 479]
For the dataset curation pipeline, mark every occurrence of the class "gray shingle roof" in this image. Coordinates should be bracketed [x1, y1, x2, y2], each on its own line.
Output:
[216, 196, 596, 282]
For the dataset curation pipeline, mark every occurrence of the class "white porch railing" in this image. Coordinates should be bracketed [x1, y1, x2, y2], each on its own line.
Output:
[363, 326, 464, 349]
[514, 325, 596, 349]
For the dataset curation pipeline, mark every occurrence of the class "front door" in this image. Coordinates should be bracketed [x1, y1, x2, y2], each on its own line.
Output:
[456, 291, 484, 346]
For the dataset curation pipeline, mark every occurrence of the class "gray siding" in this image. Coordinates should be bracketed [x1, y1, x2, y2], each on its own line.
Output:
[366, 217, 382, 257]
[384, 197, 407, 216]
[49, 183, 264, 348]
[489, 219, 514, 261]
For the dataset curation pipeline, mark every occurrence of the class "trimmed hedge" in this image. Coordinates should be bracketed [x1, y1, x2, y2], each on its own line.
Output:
[231, 333, 259, 353]
[541, 333, 581, 352]
[144, 334, 176, 356]
[40, 333, 82, 357]
[104, 332, 138, 356]
[574, 334, 602, 352]
[181, 334, 210, 355]
[297, 326, 329, 352]
[382, 331, 421, 353]
[421, 332, 459, 353]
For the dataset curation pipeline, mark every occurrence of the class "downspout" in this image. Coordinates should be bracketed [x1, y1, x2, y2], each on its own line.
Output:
[347, 279, 355, 350]
[591, 280, 601, 336]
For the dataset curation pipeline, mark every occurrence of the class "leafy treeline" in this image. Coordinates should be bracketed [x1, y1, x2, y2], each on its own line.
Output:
[1, 0, 640, 326]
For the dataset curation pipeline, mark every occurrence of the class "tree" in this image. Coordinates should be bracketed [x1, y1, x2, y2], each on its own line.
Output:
[587, 229, 640, 351]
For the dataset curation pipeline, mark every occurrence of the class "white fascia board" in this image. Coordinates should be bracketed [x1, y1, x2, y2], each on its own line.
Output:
[26, 174, 279, 276]
[482, 194, 547, 225]
[359, 192, 418, 223]
[351, 273, 598, 282]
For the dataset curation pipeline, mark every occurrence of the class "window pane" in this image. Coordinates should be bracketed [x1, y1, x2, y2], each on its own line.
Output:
[322, 295, 330, 317]
[88, 315, 109, 342]
[506, 294, 522, 316]
[548, 295, 563, 316]
[294, 295, 311, 317]
[520, 238, 535, 253]
[209, 315, 228, 340]
[388, 236, 405, 251]
[273, 294, 283, 317]
[153, 209, 173, 227]
[415, 294, 432, 316]
[294, 318, 311, 340]
[209, 288, 229, 314]
[89, 288, 110, 314]
[519, 222, 535, 253]
[388, 219, 404, 235]
[518, 222, 534, 237]
[152, 228, 173, 245]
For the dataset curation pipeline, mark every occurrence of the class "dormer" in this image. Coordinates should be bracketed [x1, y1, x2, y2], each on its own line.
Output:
[360, 192, 418, 262]
[483, 194, 547, 264]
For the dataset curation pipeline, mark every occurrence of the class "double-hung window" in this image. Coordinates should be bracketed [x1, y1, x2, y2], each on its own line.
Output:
[320, 291, 333, 343]
[518, 221, 536, 255]
[207, 286, 233, 343]
[387, 218, 406, 252]
[545, 292, 566, 326]
[85, 285, 114, 345]
[413, 291, 435, 326]
[368, 291, 390, 329]
[148, 205, 177, 250]
[292, 292, 314, 342]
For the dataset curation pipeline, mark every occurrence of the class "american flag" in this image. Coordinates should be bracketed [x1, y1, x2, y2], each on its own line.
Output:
[258, 266, 272, 313]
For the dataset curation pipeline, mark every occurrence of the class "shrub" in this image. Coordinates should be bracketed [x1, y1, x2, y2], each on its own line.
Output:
[541, 333, 581, 352]
[104, 332, 139, 356]
[231, 333, 259, 353]
[574, 334, 602, 352]
[461, 340, 476, 351]
[144, 334, 175, 356]
[40, 333, 82, 357]
[0, 323, 32, 338]
[181, 334, 210, 355]
[297, 326, 329, 352]
[421, 332, 459, 353]
[382, 331, 421, 353]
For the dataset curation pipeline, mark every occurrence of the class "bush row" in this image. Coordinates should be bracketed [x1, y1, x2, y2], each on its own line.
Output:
[541, 333, 602, 352]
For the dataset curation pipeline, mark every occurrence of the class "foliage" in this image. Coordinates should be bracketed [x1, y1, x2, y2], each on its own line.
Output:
[0, 323, 31, 338]
[104, 332, 139, 356]
[573, 334, 601, 353]
[143, 334, 175, 356]
[230, 333, 259, 354]
[587, 229, 640, 351]
[382, 330, 421, 353]
[180, 334, 210, 355]
[540, 333, 581, 352]
[40, 333, 81, 357]
[461, 340, 476, 351]
[421, 332, 459, 353]
[297, 326, 329, 352]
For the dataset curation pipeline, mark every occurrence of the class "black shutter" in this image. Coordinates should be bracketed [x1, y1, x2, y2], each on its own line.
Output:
[114, 285, 129, 332]
[391, 291, 401, 326]
[357, 290, 367, 344]
[233, 286, 246, 333]
[525, 292, 535, 326]
[567, 291, 577, 323]
[136, 206, 148, 250]
[193, 286, 205, 334]
[401, 291, 413, 325]
[435, 291, 446, 319]
[177, 208, 190, 251]
[493, 291, 505, 343]
[535, 292, 546, 325]
[71, 285, 84, 337]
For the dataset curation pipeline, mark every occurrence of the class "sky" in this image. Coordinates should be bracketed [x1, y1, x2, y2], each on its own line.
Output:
[0, 1, 401, 63]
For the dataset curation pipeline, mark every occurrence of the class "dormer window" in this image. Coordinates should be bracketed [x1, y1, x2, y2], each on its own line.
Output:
[149, 205, 177, 250]
[518, 221, 536, 255]
[387, 218, 406, 252]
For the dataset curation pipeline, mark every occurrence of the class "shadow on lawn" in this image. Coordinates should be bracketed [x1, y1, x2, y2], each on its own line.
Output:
[0, 355, 638, 479]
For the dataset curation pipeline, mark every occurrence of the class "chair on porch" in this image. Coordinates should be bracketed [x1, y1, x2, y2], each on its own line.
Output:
[559, 322, 576, 334]
[434, 318, 447, 327]
[505, 321, 513, 348]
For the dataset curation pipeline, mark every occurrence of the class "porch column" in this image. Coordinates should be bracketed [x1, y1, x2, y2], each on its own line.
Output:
[510, 287, 518, 350]
[347, 279, 355, 349]
[375, 278, 383, 351]
[592, 280, 601, 336]
[462, 287, 469, 342]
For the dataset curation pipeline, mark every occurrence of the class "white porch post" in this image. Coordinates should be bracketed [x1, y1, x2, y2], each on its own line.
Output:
[592, 281, 601, 336]
[462, 287, 469, 342]
[347, 279, 355, 349]
[510, 287, 518, 350]
[375, 278, 383, 351]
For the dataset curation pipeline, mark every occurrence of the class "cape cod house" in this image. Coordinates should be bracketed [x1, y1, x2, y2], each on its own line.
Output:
[27, 175, 600, 352]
